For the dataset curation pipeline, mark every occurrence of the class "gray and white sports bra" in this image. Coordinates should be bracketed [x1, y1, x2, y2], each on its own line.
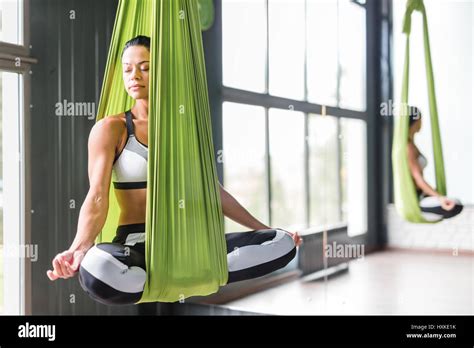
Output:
[112, 110, 148, 190]
[417, 153, 427, 170]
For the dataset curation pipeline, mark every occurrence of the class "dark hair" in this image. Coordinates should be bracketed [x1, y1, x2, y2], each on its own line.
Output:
[122, 35, 151, 57]
[408, 105, 422, 127]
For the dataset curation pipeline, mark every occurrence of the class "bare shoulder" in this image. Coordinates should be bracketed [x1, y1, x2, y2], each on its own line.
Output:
[407, 142, 417, 156]
[406, 142, 420, 168]
[89, 113, 126, 147]
[94, 113, 126, 131]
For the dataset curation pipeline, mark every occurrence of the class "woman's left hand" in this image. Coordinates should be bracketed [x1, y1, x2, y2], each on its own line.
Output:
[257, 225, 303, 247]
[286, 230, 303, 247]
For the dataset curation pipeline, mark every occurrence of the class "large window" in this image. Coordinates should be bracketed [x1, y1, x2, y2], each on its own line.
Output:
[222, 0, 368, 235]
[308, 114, 339, 227]
[222, 0, 266, 93]
[0, 0, 27, 314]
[0, 0, 23, 45]
[268, 0, 306, 100]
[268, 108, 306, 230]
[222, 102, 267, 232]
[0, 71, 24, 314]
[306, 0, 339, 106]
[340, 117, 367, 236]
[338, 0, 366, 111]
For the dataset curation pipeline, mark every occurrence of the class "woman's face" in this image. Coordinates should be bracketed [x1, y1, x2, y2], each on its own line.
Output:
[122, 45, 150, 100]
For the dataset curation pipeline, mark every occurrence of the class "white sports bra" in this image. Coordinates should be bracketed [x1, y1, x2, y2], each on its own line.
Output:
[417, 153, 427, 170]
[112, 110, 148, 190]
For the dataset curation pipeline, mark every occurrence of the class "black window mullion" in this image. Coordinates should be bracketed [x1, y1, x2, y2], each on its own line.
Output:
[222, 86, 367, 120]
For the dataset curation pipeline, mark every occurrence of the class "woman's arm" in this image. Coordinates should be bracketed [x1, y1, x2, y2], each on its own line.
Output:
[219, 183, 270, 230]
[407, 144, 440, 197]
[47, 117, 119, 280]
[69, 118, 118, 251]
[219, 183, 302, 246]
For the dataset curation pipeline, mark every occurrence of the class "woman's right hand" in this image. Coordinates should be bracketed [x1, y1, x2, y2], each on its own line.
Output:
[47, 248, 88, 281]
[438, 196, 455, 211]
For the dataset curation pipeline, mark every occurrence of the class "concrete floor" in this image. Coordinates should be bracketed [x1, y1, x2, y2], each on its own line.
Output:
[222, 249, 474, 315]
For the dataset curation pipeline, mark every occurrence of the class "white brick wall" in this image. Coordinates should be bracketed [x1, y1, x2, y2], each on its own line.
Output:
[387, 204, 474, 252]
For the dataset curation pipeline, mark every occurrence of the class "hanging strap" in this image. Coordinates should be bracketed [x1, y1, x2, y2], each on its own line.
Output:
[125, 110, 135, 137]
[95, 0, 228, 303]
[392, 0, 446, 223]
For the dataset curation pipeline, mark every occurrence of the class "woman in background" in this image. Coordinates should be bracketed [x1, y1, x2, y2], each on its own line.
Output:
[407, 106, 463, 219]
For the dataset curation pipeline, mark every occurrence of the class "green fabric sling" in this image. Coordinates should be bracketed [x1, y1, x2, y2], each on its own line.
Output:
[94, 0, 228, 303]
[392, 0, 447, 223]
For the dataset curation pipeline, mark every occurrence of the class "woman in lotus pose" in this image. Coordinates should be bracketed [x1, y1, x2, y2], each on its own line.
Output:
[47, 36, 302, 305]
[407, 106, 463, 219]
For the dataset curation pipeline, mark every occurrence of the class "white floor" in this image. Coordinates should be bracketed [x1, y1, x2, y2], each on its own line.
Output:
[223, 249, 474, 315]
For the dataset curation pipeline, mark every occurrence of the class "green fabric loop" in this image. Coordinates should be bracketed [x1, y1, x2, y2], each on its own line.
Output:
[392, 0, 446, 223]
[402, 0, 425, 35]
[95, 0, 228, 303]
[198, 0, 215, 31]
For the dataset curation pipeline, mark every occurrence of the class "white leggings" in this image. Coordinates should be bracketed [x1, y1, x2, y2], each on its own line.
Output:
[79, 224, 296, 305]
[419, 196, 463, 220]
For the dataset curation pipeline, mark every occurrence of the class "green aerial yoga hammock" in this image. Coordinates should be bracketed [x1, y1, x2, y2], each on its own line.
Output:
[94, 0, 228, 303]
[392, 0, 447, 223]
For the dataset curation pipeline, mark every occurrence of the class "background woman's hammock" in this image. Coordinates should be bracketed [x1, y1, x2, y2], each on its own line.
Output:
[94, 0, 227, 303]
[392, 0, 447, 223]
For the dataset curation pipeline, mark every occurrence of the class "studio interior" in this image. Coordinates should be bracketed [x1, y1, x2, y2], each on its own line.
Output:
[0, 0, 472, 317]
